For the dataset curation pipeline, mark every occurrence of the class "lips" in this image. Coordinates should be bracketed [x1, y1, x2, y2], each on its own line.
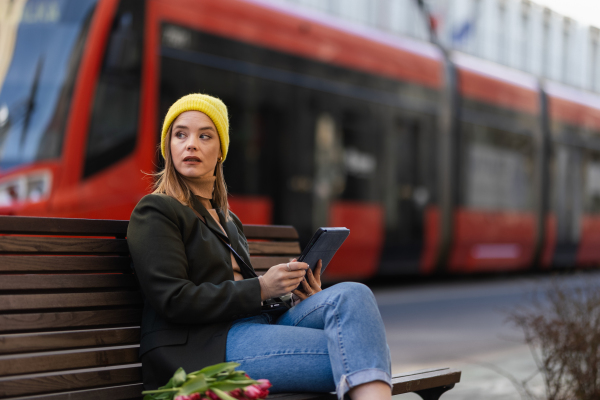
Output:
[183, 156, 201, 162]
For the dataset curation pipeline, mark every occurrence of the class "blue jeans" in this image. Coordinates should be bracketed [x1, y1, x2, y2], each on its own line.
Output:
[226, 282, 392, 400]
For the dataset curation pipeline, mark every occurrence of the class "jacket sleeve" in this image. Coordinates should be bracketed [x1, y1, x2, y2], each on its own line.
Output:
[127, 195, 262, 324]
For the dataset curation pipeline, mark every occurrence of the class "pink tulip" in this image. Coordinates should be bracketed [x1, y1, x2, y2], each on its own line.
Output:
[175, 396, 190, 400]
[229, 388, 245, 399]
[189, 394, 201, 400]
[205, 390, 220, 400]
[243, 385, 261, 400]
[256, 379, 272, 390]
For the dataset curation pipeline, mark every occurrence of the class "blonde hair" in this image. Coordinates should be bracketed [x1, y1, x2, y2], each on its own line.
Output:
[153, 124, 230, 220]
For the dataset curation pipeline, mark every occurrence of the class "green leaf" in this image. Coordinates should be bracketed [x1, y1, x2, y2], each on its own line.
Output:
[172, 367, 188, 387]
[142, 392, 174, 400]
[178, 374, 208, 396]
[189, 362, 240, 378]
[211, 387, 236, 400]
[209, 379, 256, 392]
[156, 367, 187, 390]
[142, 389, 179, 394]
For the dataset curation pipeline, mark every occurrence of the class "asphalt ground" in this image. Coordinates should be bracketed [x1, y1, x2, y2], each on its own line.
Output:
[367, 270, 600, 399]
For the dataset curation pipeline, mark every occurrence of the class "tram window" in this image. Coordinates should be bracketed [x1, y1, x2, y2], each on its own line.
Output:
[339, 108, 381, 201]
[158, 20, 437, 240]
[584, 152, 600, 214]
[313, 112, 345, 228]
[461, 122, 534, 211]
[83, 0, 144, 178]
[0, 0, 96, 169]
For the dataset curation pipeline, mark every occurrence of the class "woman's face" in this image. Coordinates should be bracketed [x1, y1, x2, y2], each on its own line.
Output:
[170, 111, 222, 180]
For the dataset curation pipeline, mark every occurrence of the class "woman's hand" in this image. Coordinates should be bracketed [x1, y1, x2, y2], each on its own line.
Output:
[259, 260, 308, 301]
[292, 259, 323, 301]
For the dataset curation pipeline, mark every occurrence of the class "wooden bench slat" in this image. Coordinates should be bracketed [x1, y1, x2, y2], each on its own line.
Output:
[243, 225, 299, 240]
[267, 369, 462, 399]
[5, 383, 143, 400]
[0, 365, 141, 398]
[0, 309, 142, 333]
[0, 347, 139, 377]
[391, 368, 461, 395]
[269, 393, 335, 399]
[250, 256, 294, 270]
[0, 275, 138, 291]
[0, 328, 140, 355]
[0, 216, 128, 237]
[269, 394, 334, 399]
[0, 292, 142, 312]
[0, 237, 129, 254]
[248, 241, 301, 255]
[0, 256, 131, 273]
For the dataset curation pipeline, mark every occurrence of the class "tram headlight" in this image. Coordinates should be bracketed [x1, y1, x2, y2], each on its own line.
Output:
[0, 171, 52, 206]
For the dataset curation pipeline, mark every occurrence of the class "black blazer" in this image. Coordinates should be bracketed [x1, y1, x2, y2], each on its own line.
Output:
[127, 193, 262, 389]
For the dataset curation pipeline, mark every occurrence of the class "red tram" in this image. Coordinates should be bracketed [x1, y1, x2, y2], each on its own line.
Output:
[1, 0, 600, 279]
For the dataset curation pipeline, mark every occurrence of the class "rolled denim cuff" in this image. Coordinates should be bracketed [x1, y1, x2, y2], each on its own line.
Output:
[336, 368, 392, 400]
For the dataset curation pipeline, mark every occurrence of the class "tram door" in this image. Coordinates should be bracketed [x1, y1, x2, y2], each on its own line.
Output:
[380, 117, 427, 274]
[552, 144, 583, 267]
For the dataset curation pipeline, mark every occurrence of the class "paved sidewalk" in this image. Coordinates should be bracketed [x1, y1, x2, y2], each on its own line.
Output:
[373, 273, 600, 400]
[393, 345, 545, 399]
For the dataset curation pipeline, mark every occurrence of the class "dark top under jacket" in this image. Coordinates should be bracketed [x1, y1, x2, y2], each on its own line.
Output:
[127, 193, 262, 389]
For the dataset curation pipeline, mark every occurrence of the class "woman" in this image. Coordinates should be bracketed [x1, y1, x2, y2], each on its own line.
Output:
[127, 94, 392, 400]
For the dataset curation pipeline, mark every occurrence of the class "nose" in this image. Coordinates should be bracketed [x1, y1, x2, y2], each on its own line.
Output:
[186, 137, 199, 151]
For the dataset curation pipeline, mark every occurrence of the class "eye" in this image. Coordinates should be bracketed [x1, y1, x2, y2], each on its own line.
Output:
[175, 131, 186, 139]
[200, 133, 212, 140]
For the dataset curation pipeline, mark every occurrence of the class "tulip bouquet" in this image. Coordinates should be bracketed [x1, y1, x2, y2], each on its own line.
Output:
[142, 362, 272, 400]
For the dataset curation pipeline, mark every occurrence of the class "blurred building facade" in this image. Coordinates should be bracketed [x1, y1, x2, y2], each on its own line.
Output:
[273, 0, 600, 93]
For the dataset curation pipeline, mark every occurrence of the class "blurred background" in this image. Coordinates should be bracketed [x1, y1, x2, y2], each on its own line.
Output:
[1, 0, 600, 397]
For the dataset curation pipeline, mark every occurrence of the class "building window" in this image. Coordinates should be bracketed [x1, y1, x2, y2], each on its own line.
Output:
[497, 2, 507, 64]
[542, 8, 551, 78]
[521, 2, 530, 71]
[591, 28, 599, 92]
[562, 18, 571, 83]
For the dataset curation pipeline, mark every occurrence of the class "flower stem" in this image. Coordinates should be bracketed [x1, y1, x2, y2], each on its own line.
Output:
[141, 388, 179, 394]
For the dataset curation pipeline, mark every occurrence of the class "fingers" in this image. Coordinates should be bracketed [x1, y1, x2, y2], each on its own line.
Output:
[285, 262, 308, 271]
[280, 268, 306, 279]
[314, 259, 322, 286]
[283, 278, 303, 293]
[306, 268, 317, 288]
[300, 277, 311, 292]
[292, 289, 307, 300]
[306, 269, 322, 293]
[262, 262, 310, 298]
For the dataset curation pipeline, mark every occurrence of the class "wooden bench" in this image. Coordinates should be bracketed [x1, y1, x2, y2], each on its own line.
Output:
[0, 215, 460, 399]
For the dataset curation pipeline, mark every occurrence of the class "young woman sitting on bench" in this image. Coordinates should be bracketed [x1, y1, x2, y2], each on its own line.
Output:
[127, 93, 392, 400]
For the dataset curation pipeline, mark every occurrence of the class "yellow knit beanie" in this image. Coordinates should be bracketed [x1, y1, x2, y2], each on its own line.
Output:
[160, 93, 229, 161]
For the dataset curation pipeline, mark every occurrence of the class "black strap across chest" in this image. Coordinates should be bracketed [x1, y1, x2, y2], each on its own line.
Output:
[191, 208, 258, 278]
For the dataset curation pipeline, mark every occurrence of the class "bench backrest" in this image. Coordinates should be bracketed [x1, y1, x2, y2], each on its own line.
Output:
[0, 215, 300, 400]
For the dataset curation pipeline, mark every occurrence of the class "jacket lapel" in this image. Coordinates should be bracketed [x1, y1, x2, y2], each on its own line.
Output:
[218, 209, 240, 253]
[191, 197, 228, 241]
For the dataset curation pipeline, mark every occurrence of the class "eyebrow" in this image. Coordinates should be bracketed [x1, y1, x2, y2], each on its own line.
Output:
[173, 125, 215, 132]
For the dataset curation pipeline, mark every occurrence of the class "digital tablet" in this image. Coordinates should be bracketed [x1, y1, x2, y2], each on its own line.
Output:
[297, 227, 350, 275]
